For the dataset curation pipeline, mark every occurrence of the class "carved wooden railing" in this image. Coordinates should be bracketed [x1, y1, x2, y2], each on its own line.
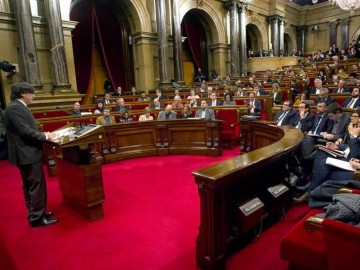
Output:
[193, 121, 303, 270]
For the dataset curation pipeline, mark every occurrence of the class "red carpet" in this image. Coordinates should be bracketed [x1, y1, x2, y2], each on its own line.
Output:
[0, 148, 310, 270]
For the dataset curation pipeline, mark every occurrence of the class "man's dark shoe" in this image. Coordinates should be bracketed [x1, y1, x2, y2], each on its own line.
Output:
[30, 217, 58, 228]
[44, 211, 54, 218]
[293, 192, 310, 204]
[295, 183, 310, 191]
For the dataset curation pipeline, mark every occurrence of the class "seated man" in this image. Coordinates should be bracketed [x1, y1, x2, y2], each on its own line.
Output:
[152, 89, 167, 100]
[333, 79, 350, 93]
[310, 78, 328, 95]
[114, 98, 130, 112]
[292, 101, 315, 134]
[294, 128, 360, 203]
[320, 103, 350, 142]
[195, 100, 215, 120]
[157, 105, 176, 120]
[96, 107, 116, 126]
[245, 92, 262, 116]
[314, 88, 335, 106]
[104, 93, 114, 105]
[70, 102, 81, 116]
[274, 100, 296, 126]
[137, 91, 150, 102]
[151, 98, 164, 110]
[342, 87, 360, 108]
[208, 92, 222, 106]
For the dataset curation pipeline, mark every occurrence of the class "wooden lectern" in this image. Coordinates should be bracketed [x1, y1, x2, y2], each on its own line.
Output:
[46, 123, 105, 221]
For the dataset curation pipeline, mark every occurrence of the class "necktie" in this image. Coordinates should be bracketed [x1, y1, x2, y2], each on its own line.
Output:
[276, 111, 287, 126]
[313, 115, 323, 134]
[332, 120, 338, 134]
[348, 99, 355, 108]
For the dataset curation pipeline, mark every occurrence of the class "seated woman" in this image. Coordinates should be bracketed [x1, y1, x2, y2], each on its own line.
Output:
[187, 89, 200, 100]
[138, 107, 153, 121]
[119, 110, 134, 123]
[271, 82, 283, 106]
[294, 92, 306, 106]
[222, 94, 236, 106]
[94, 101, 104, 114]
[178, 105, 193, 119]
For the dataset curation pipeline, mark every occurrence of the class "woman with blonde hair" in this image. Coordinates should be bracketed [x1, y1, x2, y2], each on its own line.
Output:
[138, 107, 153, 121]
[271, 82, 282, 105]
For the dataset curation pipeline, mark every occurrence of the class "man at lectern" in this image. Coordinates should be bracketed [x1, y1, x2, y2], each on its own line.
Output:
[4, 82, 59, 227]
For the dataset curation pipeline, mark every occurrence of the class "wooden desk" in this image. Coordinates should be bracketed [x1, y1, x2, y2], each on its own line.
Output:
[99, 119, 223, 163]
[193, 121, 303, 270]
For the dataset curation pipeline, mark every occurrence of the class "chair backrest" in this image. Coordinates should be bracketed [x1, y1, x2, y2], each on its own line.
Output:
[323, 218, 360, 270]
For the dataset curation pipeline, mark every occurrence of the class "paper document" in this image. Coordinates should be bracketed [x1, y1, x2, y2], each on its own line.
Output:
[325, 157, 356, 172]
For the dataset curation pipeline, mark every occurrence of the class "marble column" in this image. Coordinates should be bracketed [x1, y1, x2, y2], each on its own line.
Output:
[268, 15, 279, 56]
[340, 18, 351, 50]
[13, 0, 43, 91]
[238, 2, 247, 75]
[0, 0, 10, 12]
[44, 0, 72, 93]
[328, 20, 338, 49]
[279, 17, 285, 53]
[171, 0, 184, 85]
[296, 26, 307, 54]
[225, 1, 240, 77]
[155, 0, 170, 85]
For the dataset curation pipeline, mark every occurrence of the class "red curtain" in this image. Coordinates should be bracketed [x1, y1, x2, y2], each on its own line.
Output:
[70, 1, 129, 97]
[70, 1, 94, 95]
[183, 20, 202, 70]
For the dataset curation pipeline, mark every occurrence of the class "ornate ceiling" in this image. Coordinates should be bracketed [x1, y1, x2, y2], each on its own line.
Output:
[291, 0, 328, 5]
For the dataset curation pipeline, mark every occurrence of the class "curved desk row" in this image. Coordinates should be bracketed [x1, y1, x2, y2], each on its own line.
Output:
[192, 121, 304, 270]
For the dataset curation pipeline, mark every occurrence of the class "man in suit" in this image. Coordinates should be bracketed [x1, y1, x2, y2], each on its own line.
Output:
[333, 79, 350, 94]
[342, 88, 360, 108]
[321, 103, 350, 142]
[208, 92, 222, 106]
[292, 102, 315, 134]
[96, 107, 116, 126]
[310, 78, 328, 95]
[245, 92, 262, 116]
[314, 88, 335, 106]
[253, 85, 267, 96]
[194, 67, 206, 82]
[114, 98, 130, 113]
[4, 82, 58, 227]
[70, 101, 81, 116]
[195, 100, 215, 120]
[274, 100, 296, 126]
[150, 98, 165, 110]
[301, 101, 334, 160]
[157, 105, 176, 120]
[152, 89, 167, 101]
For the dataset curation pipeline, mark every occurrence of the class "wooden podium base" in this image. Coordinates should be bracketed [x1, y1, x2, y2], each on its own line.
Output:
[57, 158, 105, 221]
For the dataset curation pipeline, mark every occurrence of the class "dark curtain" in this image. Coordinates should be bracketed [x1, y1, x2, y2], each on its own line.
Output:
[93, 3, 126, 91]
[70, 1, 94, 95]
[70, 1, 132, 97]
[182, 20, 202, 70]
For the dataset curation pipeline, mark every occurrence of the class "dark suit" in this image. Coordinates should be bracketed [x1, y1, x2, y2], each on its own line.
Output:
[333, 87, 350, 94]
[208, 100, 222, 106]
[310, 113, 334, 134]
[342, 97, 360, 108]
[271, 91, 283, 105]
[4, 100, 47, 223]
[274, 109, 296, 126]
[292, 112, 315, 133]
[309, 138, 360, 192]
[254, 89, 267, 96]
[245, 99, 262, 115]
[330, 113, 351, 141]
[314, 96, 335, 106]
